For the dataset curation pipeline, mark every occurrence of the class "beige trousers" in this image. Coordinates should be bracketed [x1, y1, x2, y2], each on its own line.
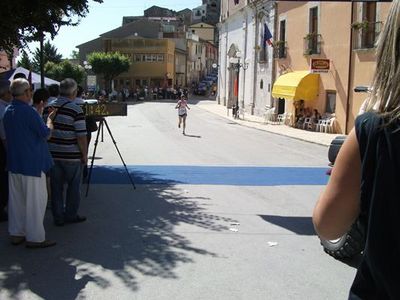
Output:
[8, 172, 47, 242]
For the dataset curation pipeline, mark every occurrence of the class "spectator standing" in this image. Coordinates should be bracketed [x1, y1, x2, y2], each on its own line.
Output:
[44, 78, 88, 227]
[32, 88, 50, 115]
[3, 78, 56, 248]
[0, 80, 12, 222]
[313, 1, 400, 298]
[72, 85, 85, 105]
[311, 109, 321, 124]
[48, 84, 60, 103]
[73, 85, 97, 179]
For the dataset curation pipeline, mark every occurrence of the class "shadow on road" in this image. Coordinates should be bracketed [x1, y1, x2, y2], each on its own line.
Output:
[183, 133, 202, 138]
[259, 215, 316, 236]
[0, 168, 234, 299]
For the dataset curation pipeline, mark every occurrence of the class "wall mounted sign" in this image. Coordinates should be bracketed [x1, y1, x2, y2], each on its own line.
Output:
[310, 58, 330, 73]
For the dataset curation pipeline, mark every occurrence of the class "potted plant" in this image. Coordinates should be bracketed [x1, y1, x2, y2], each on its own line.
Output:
[304, 32, 317, 40]
[273, 40, 286, 48]
[351, 20, 369, 30]
[304, 48, 313, 56]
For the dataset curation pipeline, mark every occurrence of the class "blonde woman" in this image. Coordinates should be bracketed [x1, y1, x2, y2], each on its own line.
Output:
[313, 2, 400, 298]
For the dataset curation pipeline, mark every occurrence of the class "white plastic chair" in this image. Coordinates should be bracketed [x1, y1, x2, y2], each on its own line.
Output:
[320, 118, 336, 133]
[302, 117, 312, 130]
[315, 119, 324, 132]
[277, 113, 286, 125]
[264, 107, 275, 124]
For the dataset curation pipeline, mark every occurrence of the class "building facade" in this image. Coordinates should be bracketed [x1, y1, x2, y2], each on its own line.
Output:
[272, 1, 390, 133]
[105, 38, 176, 90]
[218, 0, 275, 116]
[189, 22, 215, 44]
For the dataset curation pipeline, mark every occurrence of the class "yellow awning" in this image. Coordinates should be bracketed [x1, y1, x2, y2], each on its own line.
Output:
[272, 71, 319, 101]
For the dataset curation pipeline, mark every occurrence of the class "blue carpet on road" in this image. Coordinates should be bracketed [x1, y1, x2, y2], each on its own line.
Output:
[88, 165, 328, 186]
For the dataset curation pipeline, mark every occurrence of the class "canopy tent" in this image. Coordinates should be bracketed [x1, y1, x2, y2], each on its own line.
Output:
[272, 71, 319, 101]
[0, 67, 59, 86]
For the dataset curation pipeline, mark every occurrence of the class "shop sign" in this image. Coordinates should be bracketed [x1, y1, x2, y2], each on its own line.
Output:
[311, 59, 330, 73]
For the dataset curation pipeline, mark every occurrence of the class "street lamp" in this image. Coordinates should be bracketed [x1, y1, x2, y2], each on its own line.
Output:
[228, 55, 249, 118]
[83, 60, 92, 71]
[83, 61, 96, 93]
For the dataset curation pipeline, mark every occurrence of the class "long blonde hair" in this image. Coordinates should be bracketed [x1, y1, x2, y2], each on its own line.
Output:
[368, 0, 400, 124]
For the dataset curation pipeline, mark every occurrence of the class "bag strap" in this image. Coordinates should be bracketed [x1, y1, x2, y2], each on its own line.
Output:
[53, 101, 69, 121]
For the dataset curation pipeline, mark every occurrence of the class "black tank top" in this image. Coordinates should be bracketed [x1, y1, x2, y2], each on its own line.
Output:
[350, 112, 400, 299]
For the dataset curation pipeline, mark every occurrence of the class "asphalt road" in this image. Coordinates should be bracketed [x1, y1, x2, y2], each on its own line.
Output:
[0, 99, 357, 300]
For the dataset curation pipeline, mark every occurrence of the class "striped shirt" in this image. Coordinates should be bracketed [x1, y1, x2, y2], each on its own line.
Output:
[44, 97, 87, 161]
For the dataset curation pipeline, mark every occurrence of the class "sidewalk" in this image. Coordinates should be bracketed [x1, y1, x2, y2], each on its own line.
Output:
[196, 100, 343, 146]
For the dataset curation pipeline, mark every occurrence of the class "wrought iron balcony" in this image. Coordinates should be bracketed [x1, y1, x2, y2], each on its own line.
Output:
[352, 21, 382, 50]
[273, 41, 287, 59]
[303, 33, 322, 56]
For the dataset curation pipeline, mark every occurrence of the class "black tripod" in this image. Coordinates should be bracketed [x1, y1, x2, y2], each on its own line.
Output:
[85, 118, 136, 197]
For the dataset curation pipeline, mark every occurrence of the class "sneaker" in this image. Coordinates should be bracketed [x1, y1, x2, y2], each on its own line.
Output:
[26, 240, 56, 249]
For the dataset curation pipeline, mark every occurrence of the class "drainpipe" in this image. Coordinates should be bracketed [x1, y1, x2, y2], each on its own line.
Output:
[271, 1, 277, 110]
[241, 12, 249, 113]
[225, 24, 229, 107]
[185, 38, 188, 87]
[345, 3, 354, 134]
[251, 4, 259, 115]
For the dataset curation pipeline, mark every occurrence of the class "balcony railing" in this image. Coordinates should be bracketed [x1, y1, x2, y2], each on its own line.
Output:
[352, 21, 382, 50]
[303, 33, 322, 55]
[273, 41, 287, 59]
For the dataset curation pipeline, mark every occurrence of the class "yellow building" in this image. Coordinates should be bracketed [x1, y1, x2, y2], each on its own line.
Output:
[272, 2, 390, 134]
[104, 37, 176, 90]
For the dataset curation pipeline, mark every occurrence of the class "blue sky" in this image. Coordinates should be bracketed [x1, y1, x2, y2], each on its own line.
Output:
[27, 0, 202, 59]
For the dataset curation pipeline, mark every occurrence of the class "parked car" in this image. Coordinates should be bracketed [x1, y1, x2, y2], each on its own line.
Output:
[206, 75, 218, 83]
[194, 83, 208, 95]
[201, 79, 214, 87]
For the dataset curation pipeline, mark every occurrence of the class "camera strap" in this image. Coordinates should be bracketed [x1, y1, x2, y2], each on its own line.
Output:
[53, 101, 69, 121]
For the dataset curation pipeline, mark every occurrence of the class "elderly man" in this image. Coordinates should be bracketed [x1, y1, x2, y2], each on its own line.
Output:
[0, 79, 12, 222]
[3, 78, 56, 248]
[44, 78, 87, 226]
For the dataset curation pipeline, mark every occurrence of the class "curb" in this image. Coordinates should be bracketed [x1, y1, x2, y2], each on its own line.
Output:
[196, 103, 341, 147]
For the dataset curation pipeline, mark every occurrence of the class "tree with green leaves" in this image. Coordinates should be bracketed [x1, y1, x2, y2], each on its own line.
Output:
[17, 51, 32, 70]
[44, 61, 86, 84]
[0, 1, 103, 52]
[32, 41, 63, 72]
[70, 50, 80, 60]
[88, 52, 130, 91]
[0, 0, 102, 84]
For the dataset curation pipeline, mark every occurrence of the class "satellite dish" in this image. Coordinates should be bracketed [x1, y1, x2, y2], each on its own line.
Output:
[212, 63, 218, 69]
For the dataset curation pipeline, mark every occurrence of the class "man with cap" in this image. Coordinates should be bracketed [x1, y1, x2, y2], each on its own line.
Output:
[0, 79, 12, 222]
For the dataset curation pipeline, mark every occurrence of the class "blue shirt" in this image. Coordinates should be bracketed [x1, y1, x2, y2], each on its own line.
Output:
[3, 99, 53, 177]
